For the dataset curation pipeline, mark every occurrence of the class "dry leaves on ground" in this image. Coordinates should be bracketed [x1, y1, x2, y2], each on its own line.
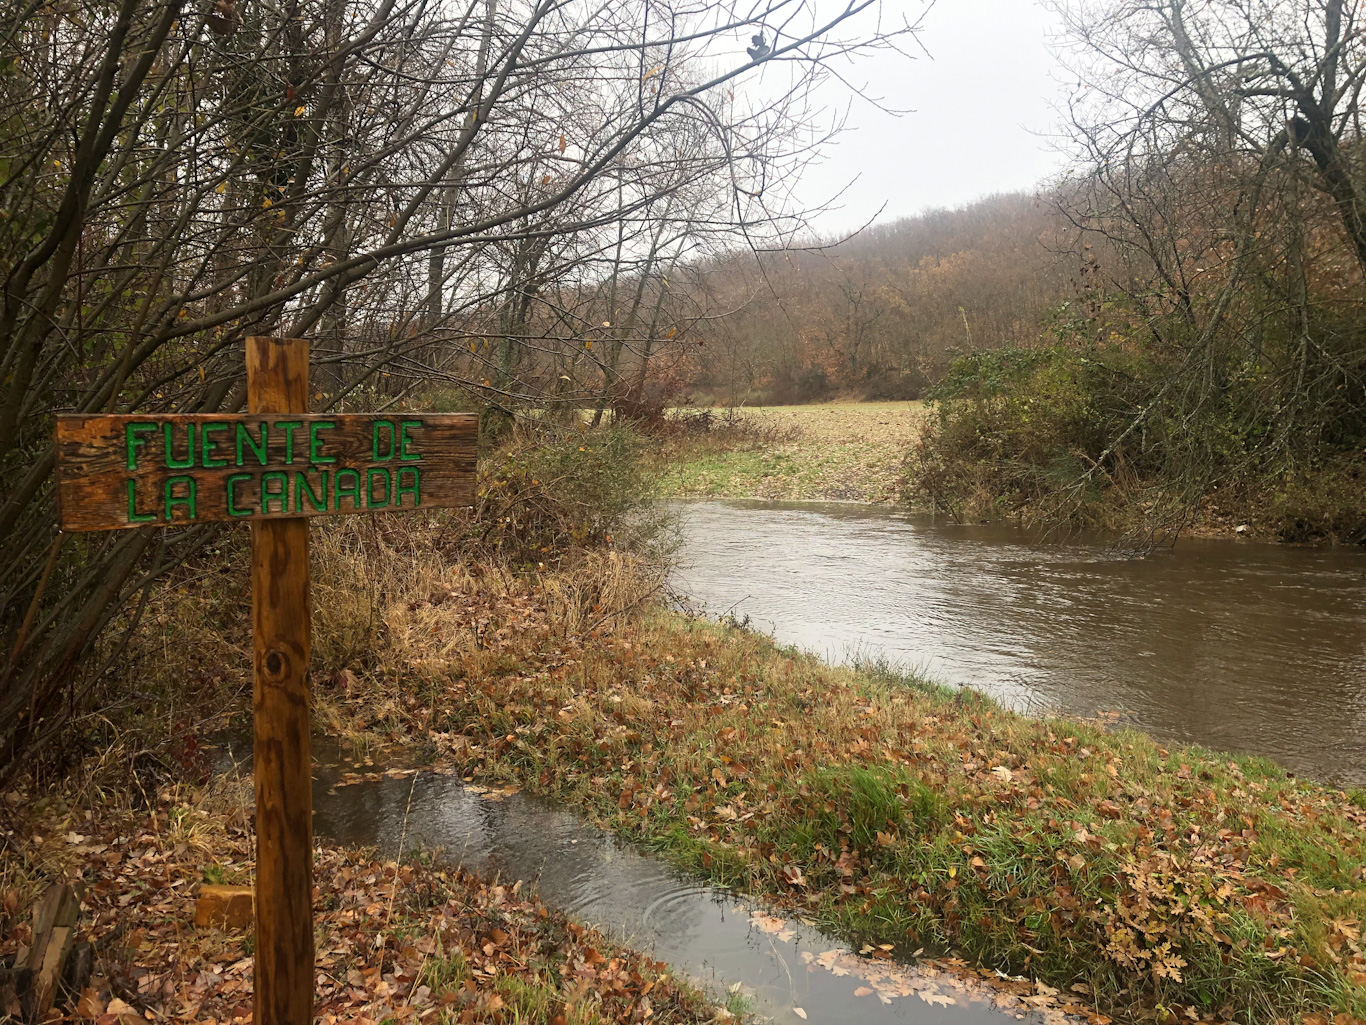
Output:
[1, 784, 720, 1025]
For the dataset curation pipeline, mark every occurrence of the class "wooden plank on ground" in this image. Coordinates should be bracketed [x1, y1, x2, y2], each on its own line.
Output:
[31, 925, 74, 1015]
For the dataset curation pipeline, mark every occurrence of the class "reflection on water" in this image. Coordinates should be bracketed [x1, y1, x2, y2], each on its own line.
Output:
[205, 734, 1059, 1025]
[671, 500, 1366, 784]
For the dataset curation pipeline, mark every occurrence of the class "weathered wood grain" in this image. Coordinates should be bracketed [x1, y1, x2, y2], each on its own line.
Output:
[248, 337, 314, 1025]
[54, 411, 476, 531]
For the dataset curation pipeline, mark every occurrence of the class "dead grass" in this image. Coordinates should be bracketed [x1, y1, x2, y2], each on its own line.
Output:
[66, 513, 667, 760]
[649, 401, 927, 503]
[40, 419, 671, 793]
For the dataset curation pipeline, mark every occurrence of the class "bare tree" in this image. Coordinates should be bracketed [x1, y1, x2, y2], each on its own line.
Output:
[1039, 0, 1366, 530]
[0, 0, 922, 773]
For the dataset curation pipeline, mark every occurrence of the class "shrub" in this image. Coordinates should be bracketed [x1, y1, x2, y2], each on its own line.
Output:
[859, 364, 928, 401]
[610, 379, 681, 427]
[908, 335, 1366, 541]
[908, 344, 1157, 525]
[464, 422, 672, 566]
[761, 366, 833, 405]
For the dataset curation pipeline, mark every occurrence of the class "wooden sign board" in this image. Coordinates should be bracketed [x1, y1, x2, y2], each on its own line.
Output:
[55, 412, 477, 531]
[55, 338, 481, 1025]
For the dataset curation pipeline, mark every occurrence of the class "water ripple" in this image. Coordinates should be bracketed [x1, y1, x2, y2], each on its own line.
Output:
[671, 499, 1366, 784]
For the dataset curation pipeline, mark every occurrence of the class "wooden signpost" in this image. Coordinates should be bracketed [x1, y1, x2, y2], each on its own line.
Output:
[54, 337, 477, 1025]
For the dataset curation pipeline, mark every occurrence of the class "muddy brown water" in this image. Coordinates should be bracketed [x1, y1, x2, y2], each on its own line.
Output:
[214, 737, 1068, 1025]
[671, 499, 1366, 786]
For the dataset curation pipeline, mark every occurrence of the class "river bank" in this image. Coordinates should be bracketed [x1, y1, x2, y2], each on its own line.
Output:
[7, 426, 1363, 1025]
[295, 540, 1366, 1025]
[651, 398, 1363, 544]
[12, 542, 1365, 1025]
[671, 500, 1366, 785]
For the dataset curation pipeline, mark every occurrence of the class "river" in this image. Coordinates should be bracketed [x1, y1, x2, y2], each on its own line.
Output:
[671, 499, 1366, 785]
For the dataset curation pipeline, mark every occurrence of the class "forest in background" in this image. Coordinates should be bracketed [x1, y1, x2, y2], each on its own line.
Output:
[665, 0, 1366, 544]
[675, 192, 1077, 405]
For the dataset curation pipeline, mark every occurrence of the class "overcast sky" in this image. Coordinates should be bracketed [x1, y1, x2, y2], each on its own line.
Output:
[795, 0, 1070, 235]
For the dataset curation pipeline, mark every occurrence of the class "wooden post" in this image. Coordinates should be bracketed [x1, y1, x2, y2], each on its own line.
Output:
[51, 336, 476, 1023]
[247, 336, 314, 1025]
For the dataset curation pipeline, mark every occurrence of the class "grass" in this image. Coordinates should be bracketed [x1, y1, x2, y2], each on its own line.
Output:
[649, 401, 926, 502]
[246, 519, 1366, 1025]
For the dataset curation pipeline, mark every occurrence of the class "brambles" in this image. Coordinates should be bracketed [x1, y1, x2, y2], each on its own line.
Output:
[908, 342, 1366, 541]
[907, 344, 1154, 529]
[15, 416, 1366, 1023]
[469, 423, 671, 566]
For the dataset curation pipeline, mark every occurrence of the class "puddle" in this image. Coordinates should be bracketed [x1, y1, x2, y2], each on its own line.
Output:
[217, 739, 1083, 1025]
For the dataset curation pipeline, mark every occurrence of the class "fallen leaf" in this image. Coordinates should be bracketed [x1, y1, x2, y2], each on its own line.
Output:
[76, 988, 106, 1017]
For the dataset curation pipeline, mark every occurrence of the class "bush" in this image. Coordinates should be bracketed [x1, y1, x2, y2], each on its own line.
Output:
[908, 335, 1366, 541]
[760, 366, 833, 404]
[609, 379, 681, 427]
[908, 344, 1156, 525]
[859, 364, 928, 401]
[464, 422, 672, 566]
